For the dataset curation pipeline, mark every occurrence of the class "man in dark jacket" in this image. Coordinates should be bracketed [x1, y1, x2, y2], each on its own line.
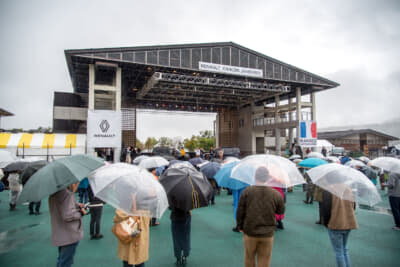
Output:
[236, 166, 285, 267]
[87, 185, 105, 239]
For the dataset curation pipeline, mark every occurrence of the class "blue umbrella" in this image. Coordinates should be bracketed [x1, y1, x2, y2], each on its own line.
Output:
[189, 157, 205, 166]
[214, 161, 249, 190]
[298, 158, 328, 168]
[200, 162, 221, 179]
[155, 165, 167, 176]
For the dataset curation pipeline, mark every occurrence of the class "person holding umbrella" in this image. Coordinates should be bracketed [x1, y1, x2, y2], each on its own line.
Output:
[49, 181, 88, 267]
[7, 170, 22, 211]
[320, 185, 358, 267]
[236, 166, 285, 267]
[387, 172, 400, 230]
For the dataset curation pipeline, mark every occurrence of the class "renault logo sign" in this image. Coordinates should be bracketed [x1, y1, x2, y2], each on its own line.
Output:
[99, 120, 110, 133]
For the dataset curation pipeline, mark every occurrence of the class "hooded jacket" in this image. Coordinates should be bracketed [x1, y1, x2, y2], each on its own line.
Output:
[113, 209, 150, 265]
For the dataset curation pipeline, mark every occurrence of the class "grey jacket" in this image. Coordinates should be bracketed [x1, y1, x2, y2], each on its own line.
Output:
[387, 172, 400, 197]
[49, 188, 83, 247]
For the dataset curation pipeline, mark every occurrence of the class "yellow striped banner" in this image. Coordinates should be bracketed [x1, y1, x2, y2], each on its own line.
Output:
[42, 134, 56, 148]
[18, 133, 33, 148]
[0, 133, 11, 148]
[65, 134, 77, 148]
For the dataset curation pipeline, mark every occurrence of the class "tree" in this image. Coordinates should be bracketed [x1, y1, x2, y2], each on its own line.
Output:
[144, 137, 158, 151]
[184, 135, 198, 151]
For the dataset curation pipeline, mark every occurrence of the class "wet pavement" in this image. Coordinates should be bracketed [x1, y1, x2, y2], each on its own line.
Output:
[0, 186, 398, 267]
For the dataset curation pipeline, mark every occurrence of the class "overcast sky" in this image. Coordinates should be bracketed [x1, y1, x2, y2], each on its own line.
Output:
[0, 0, 399, 140]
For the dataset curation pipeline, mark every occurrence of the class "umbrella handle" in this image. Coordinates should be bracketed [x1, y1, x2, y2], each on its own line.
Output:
[188, 175, 200, 209]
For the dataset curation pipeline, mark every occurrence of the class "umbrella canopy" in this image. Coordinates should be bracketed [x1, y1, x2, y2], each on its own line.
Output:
[159, 164, 213, 211]
[305, 152, 324, 159]
[230, 154, 305, 188]
[199, 162, 221, 179]
[369, 157, 400, 174]
[88, 163, 168, 218]
[345, 160, 366, 168]
[3, 161, 32, 173]
[325, 156, 340, 164]
[357, 156, 370, 164]
[138, 156, 168, 170]
[306, 163, 381, 206]
[298, 158, 328, 169]
[214, 161, 249, 190]
[289, 154, 302, 160]
[18, 154, 104, 203]
[168, 159, 183, 167]
[223, 157, 240, 164]
[132, 155, 149, 165]
[188, 157, 205, 166]
[0, 150, 17, 168]
[19, 160, 48, 185]
[358, 165, 378, 181]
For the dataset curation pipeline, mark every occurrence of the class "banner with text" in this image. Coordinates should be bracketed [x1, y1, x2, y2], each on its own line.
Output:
[199, 61, 263, 78]
[299, 121, 317, 146]
[87, 110, 121, 148]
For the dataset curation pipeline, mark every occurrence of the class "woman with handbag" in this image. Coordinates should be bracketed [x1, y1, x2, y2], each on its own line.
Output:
[113, 209, 150, 267]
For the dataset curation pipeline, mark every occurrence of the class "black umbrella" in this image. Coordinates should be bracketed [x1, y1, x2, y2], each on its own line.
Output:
[3, 161, 31, 173]
[19, 160, 48, 185]
[159, 164, 213, 211]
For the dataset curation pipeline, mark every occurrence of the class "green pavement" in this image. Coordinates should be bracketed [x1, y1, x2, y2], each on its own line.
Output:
[0, 186, 398, 267]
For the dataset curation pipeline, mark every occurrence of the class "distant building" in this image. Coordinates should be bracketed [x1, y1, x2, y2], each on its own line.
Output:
[318, 129, 399, 157]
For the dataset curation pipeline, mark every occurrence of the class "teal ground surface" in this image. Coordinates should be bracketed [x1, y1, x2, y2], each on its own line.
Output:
[0, 186, 398, 267]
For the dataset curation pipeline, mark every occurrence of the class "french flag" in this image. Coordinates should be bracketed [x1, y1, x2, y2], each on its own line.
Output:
[300, 121, 317, 138]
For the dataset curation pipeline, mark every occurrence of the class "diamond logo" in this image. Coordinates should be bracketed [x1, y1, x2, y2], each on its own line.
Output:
[99, 120, 110, 133]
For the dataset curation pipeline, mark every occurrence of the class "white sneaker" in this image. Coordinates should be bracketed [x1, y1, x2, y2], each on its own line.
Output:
[391, 226, 400, 231]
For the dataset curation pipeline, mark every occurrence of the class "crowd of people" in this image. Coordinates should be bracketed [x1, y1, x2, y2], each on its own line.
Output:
[1, 145, 399, 267]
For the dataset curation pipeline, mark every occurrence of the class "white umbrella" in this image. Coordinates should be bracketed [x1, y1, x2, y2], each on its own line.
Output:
[307, 163, 381, 206]
[230, 154, 305, 188]
[138, 156, 168, 170]
[88, 163, 168, 218]
[369, 157, 400, 174]
[305, 152, 324, 159]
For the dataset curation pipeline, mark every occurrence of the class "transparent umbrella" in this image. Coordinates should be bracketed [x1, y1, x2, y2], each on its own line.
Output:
[138, 156, 169, 170]
[133, 155, 149, 165]
[368, 157, 400, 174]
[88, 163, 168, 218]
[306, 163, 381, 206]
[289, 154, 302, 160]
[305, 152, 324, 159]
[230, 154, 305, 188]
[324, 156, 340, 164]
[345, 160, 366, 168]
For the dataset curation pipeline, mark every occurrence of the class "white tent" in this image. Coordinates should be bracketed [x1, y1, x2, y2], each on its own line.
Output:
[0, 133, 86, 160]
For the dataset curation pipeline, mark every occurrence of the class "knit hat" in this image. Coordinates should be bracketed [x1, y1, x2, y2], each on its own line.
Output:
[255, 166, 270, 183]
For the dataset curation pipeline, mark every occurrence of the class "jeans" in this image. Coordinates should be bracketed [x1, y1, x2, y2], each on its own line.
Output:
[171, 216, 191, 258]
[57, 242, 79, 267]
[123, 261, 144, 267]
[328, 229, 351, 267]
[90, 206, 103, 236]
[389, 196, 400, 227]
